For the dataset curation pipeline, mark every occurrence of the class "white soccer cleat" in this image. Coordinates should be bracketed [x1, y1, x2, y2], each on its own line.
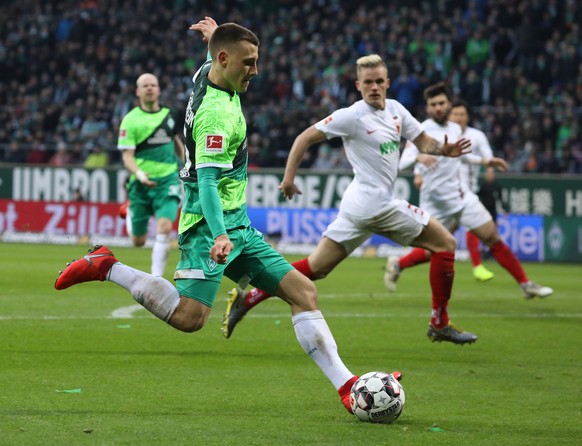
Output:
[383, 256, 401, 293]
[521, 281, 553, 299]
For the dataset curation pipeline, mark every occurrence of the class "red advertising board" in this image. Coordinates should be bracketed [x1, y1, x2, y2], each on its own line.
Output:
[0, 200, 179, 236]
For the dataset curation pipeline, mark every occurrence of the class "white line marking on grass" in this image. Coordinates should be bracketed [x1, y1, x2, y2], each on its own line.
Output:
[0, 312, 581, 321]
[111, 304, 146, 319]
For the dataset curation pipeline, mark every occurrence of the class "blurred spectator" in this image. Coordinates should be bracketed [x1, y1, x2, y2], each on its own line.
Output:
[0, 0, 580, 173]
[83, 144, 108, 168]
[48, 141, 72, 166]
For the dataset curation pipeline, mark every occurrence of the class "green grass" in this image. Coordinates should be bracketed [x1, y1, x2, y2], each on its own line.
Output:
[0, 243, 580, 445]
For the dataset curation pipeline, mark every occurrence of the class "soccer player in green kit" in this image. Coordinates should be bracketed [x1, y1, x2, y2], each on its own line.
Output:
[118, 73, 184, 277]
[55, 17, 373, 414]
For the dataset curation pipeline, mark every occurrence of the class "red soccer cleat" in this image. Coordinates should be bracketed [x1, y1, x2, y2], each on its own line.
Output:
[338, 375, 359, 413]
[55, 245, 118, 290]
[392, 371, 402, 382]
[118, 200, 130, 219]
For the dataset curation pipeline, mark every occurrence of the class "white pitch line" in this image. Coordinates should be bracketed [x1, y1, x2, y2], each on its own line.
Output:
[111, 304, 146, 319]
[0, 312, 581, 321]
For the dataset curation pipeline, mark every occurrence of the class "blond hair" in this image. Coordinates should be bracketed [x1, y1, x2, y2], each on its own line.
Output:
[356, 54, 388, 77]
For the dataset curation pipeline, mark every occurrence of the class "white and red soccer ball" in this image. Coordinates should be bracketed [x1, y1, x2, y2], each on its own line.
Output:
[350, 371, 405, 424]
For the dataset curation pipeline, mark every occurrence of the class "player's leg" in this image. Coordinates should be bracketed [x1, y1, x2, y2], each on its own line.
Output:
[385, 247, 431, 292]
[380, 202, 436, 292]
[54, 245, 212, 332]
[221, 215, 368, 338]
[151, 181, 181, 277]
[226, 228, 360, 412]
[151, 216, 172, 276]
[276, 269, 359, 413]
[128, 200, 149, 248]
[471, 220, 553, 298]
[410, 218, 478, 344]
[466, 230, 495, 281]
[235, 236, 346, 309]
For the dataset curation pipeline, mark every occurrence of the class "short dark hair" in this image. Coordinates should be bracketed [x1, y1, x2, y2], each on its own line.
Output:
[423, 82, 451, 102]
[452, 99, 470, 114]
[208, 23, 260, 59]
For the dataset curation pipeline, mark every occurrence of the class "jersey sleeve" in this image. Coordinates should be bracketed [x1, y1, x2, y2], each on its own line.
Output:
[473, 129, 493, 159]
[314, 107, 357, 139]
[117, 114, 137, 150]
[393, 101, 423, 141]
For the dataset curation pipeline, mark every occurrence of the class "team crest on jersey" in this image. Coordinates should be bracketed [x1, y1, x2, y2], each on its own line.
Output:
[119, 129, 127, 138]
[205, 134, 224, 153]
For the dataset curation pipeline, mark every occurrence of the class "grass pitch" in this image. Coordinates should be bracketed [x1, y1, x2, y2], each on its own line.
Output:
[0, 243, 580, 445]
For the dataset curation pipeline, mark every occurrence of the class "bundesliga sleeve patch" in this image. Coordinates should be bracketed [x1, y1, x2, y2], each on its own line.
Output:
[205, 134, 224, 153]
[119, 129, 127, 138]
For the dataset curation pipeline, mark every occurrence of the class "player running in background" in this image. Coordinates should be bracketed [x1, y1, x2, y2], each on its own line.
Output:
[56, 17, 372, 415]
[117, 73, 184, 277]
[223, 54, 480, 345]
[408, 99, 498, 281]
[451, 100, 496, 281]
[384, 83, 553, 300]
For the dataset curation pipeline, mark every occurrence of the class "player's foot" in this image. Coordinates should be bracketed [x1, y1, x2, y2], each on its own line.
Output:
[427, 322, 478, 345]
[339, 375, 359, 413]
[221, 288, 248, 339]
[473, 264, 494, 281]
[118, 200, 129, 219]
[383, 256, 401, 292]
[55, 245, 118, 290]
[391, 371, 402, 382]
[521, 281, 553, 299]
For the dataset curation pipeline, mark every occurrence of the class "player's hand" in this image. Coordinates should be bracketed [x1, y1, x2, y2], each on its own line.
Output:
[486, 157, 508, 172]
[441, 135, 472, 157]
[416, 153, 438, 167]
[210, 234, 233, 264]
[279, 179, 302, 200]
[135, 169, 157, 187]
[190, 16, 218, 42]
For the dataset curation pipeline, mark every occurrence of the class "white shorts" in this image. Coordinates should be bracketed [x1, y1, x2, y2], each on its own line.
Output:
[322, 199, 430, 255]
[429, 192, 492, 231]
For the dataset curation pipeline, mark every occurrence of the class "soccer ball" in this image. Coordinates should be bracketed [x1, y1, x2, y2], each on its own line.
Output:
[350, 371, 405, 424]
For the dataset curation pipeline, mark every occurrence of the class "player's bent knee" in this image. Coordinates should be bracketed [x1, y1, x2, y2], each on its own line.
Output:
[133, 237, 146, 247]
[170, 314, 206, 333]
[443, 233, 457, 252]
[168, 298, 210, 333]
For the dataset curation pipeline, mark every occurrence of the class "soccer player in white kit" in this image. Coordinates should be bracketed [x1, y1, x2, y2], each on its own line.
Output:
[451, 100, 497, 281]
[384, 83, 553, 300]
[222, 55, 480, 346]
[405, 99, 498, 281]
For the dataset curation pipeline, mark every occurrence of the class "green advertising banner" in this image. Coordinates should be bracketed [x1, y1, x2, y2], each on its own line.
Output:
[544, 216, 582, 262]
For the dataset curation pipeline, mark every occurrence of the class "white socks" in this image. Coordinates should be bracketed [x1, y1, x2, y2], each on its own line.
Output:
[151, 233, 170, 277]
[108, 263, 180, 322]
[292, 310, 353, 389]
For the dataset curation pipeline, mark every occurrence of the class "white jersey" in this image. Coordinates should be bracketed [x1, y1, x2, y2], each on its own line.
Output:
[315, 99, 423, 217]
[400, 118, 471, 216]
[460, 126, 493, 192]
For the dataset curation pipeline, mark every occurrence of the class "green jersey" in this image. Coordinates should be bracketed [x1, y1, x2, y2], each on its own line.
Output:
[118, 106, 180, 181]
[180, 59, 250, 233]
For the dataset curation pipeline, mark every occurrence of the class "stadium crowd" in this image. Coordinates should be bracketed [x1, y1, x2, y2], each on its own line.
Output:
[1, 0, 581, 173]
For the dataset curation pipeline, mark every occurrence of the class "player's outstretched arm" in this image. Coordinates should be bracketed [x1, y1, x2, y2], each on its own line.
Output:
[412, 132, 471, 158]
[485, 157, 508, 172]
[280, 125, 327, 199]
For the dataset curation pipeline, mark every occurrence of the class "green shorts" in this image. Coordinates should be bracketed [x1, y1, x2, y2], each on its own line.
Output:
[128, 175, 181, 236]
[174, 224, 293, 307]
